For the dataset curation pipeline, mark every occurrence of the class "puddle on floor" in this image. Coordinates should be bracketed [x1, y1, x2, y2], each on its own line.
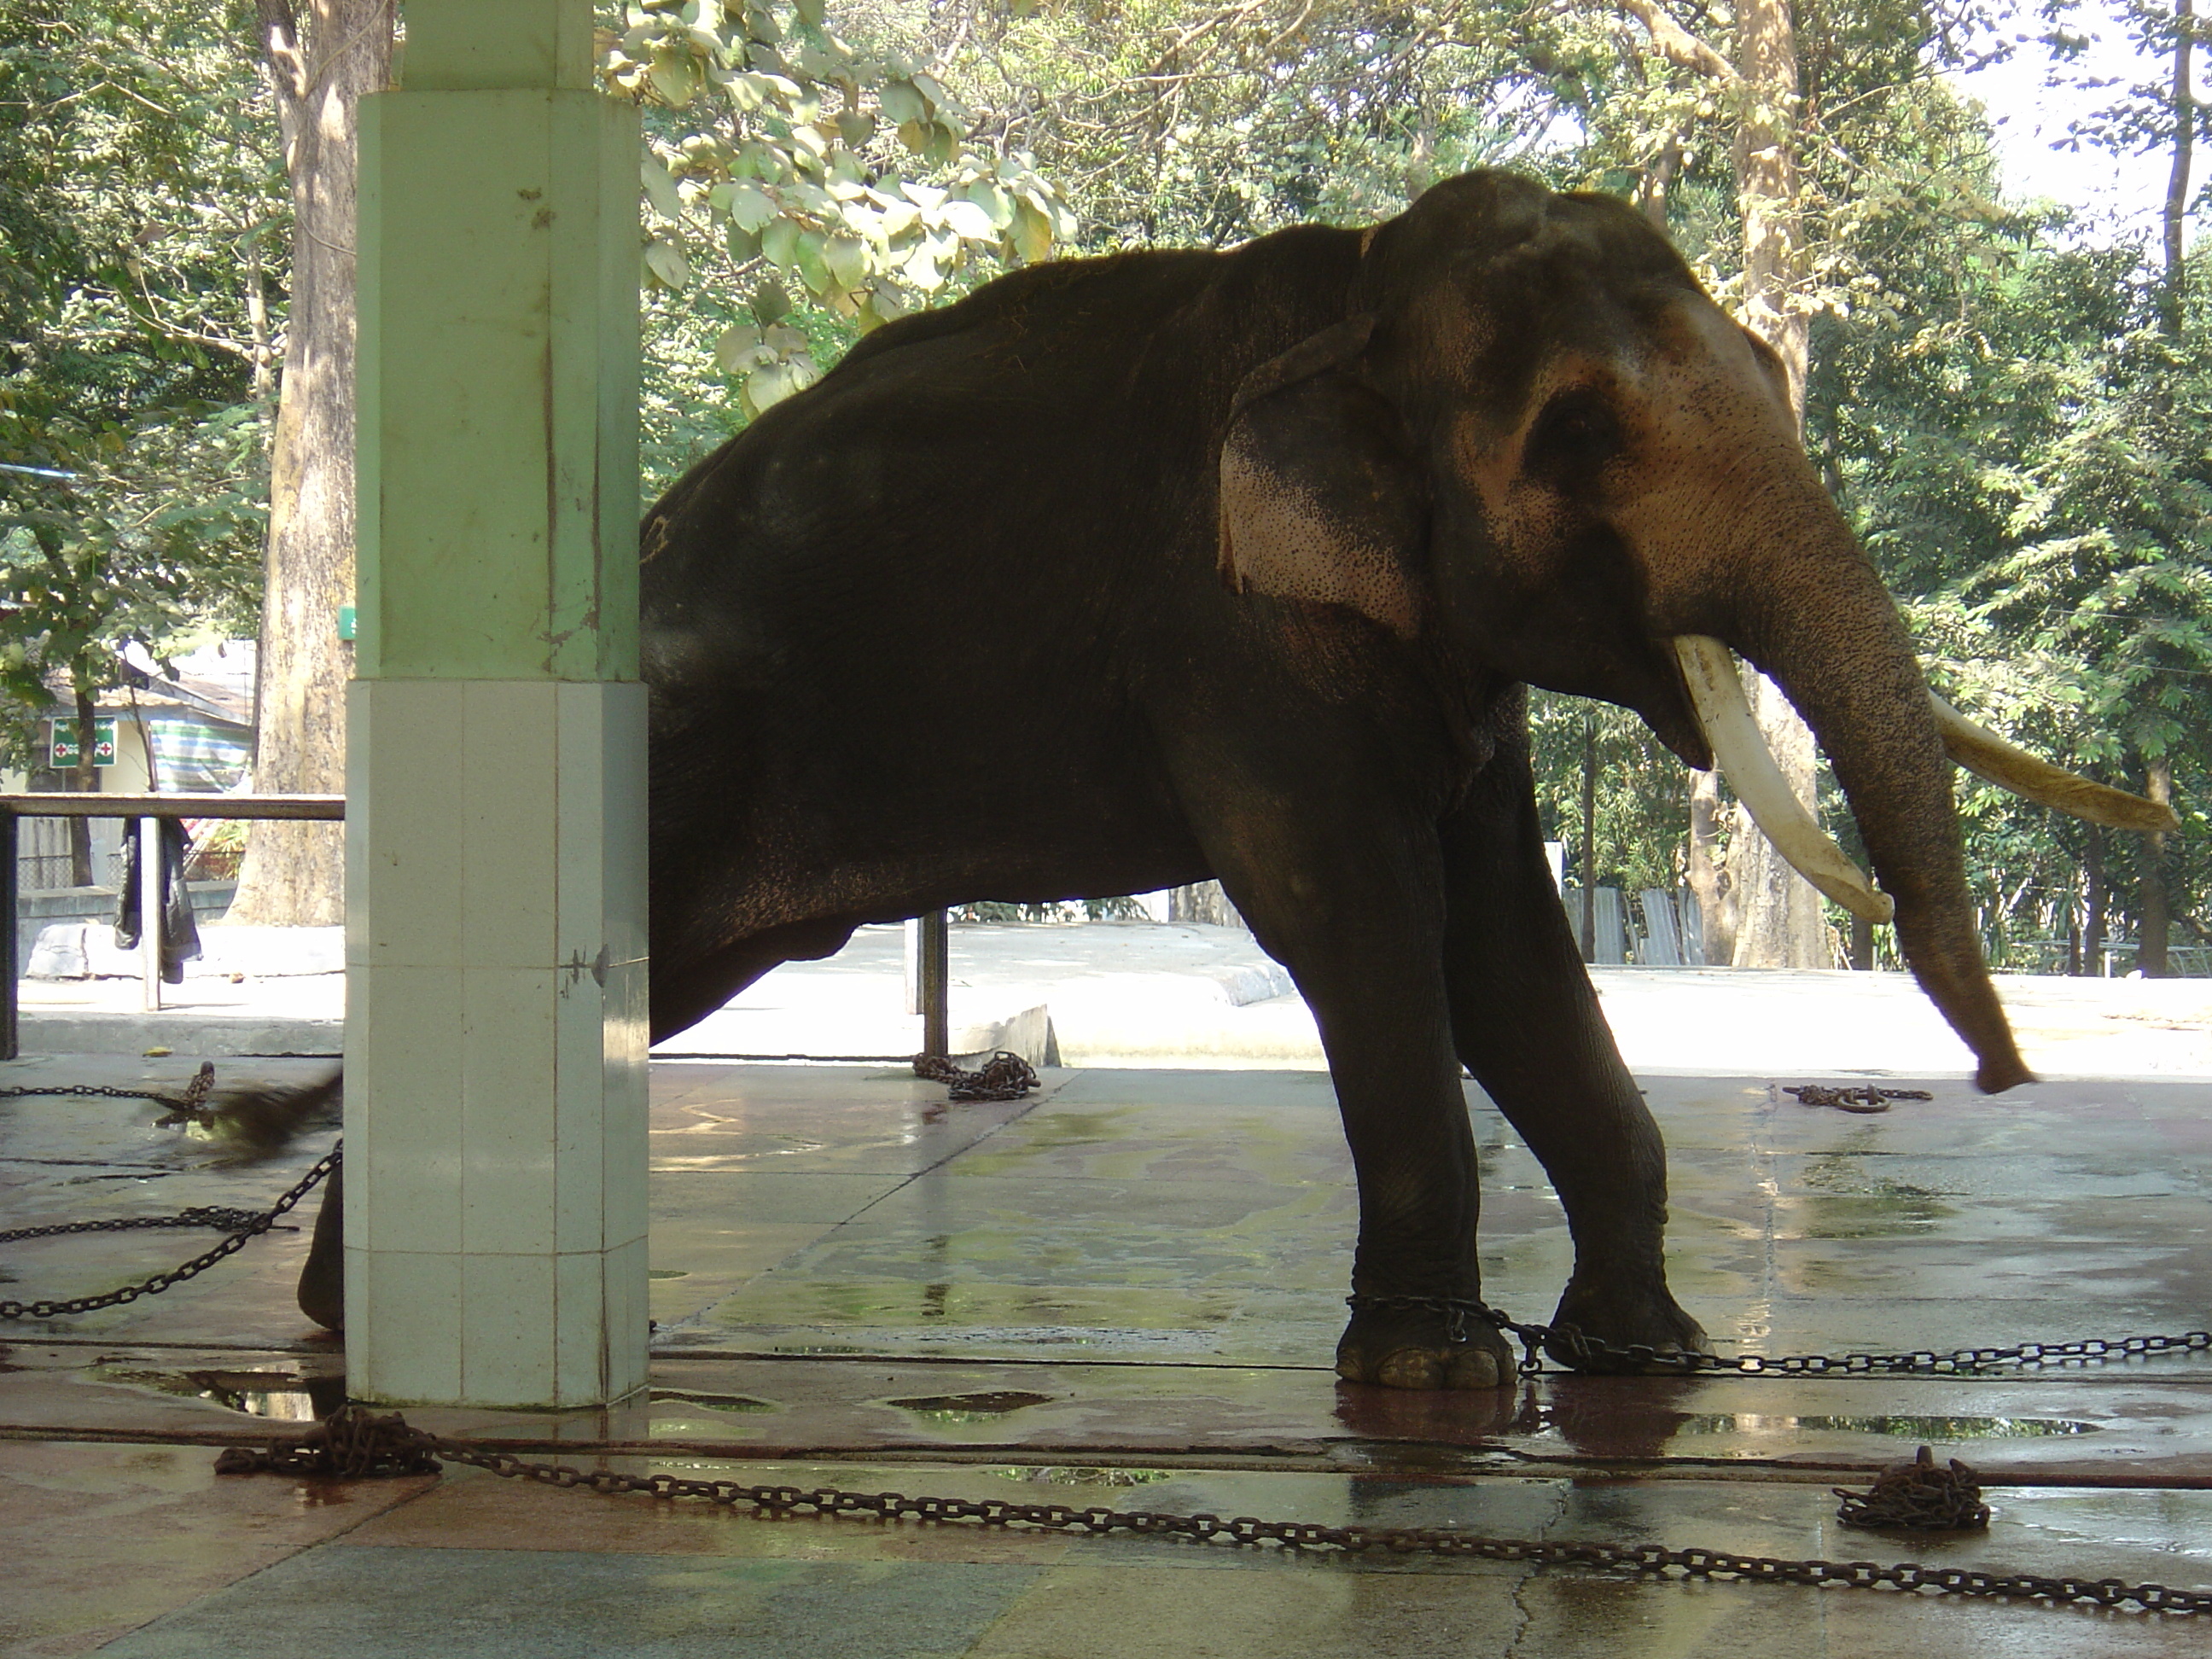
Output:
[989, 1465, 1173, 1487]
[1670, 1412, 2101, 1440]
[652, 1388, 778, 1414]
[91, 1365, 346, 1421]
[888, 1389, 1059, 1425]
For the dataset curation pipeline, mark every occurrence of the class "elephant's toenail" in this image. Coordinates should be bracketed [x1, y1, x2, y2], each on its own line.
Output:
[1376, 1348, 1445, 1390]
[1445, 1348, 1505, 1389]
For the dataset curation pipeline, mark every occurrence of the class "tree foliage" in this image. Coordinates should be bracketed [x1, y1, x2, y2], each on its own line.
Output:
[0, 1, 276, 763]
[3, 0, 2204, 963]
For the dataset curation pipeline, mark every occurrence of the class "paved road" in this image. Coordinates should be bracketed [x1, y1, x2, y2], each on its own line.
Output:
[15, 918, 2211, 1076]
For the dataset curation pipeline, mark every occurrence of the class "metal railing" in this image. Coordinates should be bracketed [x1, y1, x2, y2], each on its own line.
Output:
[0, 794, 345, 1061]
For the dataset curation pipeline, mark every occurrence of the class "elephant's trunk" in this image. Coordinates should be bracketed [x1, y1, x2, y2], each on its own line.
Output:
[1728, 541, 2032, 1094]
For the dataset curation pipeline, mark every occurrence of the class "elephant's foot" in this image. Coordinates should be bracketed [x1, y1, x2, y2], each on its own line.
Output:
[1336, 1295, 1516, 1390]
[1541, 1275, 1706, 1373]
[296, 1161, 344, 1332]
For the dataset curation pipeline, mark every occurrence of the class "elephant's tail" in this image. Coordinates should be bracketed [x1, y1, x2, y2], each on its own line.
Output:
[208, 1068, 342, 1163]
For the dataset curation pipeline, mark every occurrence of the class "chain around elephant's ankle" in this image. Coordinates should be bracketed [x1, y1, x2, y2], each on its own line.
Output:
[1344, 1291, 1504, 1349]
[1344, 1293, 1595, 1374]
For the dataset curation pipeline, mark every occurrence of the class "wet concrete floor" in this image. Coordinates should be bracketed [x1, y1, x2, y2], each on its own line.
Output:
[3, 1054, 2209, 1654]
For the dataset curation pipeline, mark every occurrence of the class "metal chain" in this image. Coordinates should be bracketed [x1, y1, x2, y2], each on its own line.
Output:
[0, 1142, 339, 1321]
[0, 1206, 272, 1244]
[212, 1406, 2204, 1615]
[1834, 1447, 1991, 1532]
[913, 1051, 1039, 1102]
[1344, 1295, 2212, 1377]
[1783, 1084, 1932, 1114]
[0, 1062, 218, 1124]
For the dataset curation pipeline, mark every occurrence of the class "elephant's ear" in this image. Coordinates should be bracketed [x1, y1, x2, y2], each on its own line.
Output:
[1218, 317, 1429, 638]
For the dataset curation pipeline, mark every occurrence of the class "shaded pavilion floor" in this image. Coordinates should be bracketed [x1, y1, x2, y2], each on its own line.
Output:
[3, 1053, 2209, 1656]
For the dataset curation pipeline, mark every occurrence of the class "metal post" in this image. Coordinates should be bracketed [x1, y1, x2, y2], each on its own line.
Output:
[138, 816, 161, 1012]
[1, 809, 17, 1061]
[919, 908, 950, 1057]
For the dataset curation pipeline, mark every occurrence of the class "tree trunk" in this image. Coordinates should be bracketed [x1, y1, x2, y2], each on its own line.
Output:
[1685, 768, 1732, 963]
[1720, 0, 1827, 970]
[1579, 714, 1598, 963]
[2082, 825, 2108, 976]
[226, 1, 391, 925]
[1726, 665, 1826, 969]
[1848, 911, 1873, 971]
[2137, 756, 2174, 975]
[2163, 0, 2195, 339]
[2138, 2, 2191, 975]
[1169, 882, 1245, 928]
[68, 677, 97, 886]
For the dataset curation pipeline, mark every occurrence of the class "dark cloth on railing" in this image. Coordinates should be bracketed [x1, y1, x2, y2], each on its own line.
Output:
[114, 819, 201, 984]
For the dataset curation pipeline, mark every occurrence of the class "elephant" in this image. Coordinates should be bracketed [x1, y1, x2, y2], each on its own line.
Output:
[294, 169, 2172, 1383]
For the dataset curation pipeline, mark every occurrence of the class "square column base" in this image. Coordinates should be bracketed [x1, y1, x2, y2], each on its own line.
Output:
[345, 677, 649, 1407]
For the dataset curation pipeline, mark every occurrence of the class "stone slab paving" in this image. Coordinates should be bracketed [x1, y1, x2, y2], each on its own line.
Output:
[3, 1056, 2209, 1654]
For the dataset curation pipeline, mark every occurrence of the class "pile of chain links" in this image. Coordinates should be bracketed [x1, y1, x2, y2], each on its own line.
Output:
[210, 1407, 2203, 1614]
[912, 1050, 1039, 1101]
[1834, 1447, 1992, 1532]
[1783, 1084, 1933, 1113]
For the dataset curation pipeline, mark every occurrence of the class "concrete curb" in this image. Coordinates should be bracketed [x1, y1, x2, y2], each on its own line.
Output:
[17, 1010, 343, 1057]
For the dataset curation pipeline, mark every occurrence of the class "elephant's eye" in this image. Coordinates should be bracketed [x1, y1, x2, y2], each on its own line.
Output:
[1523, 387, 1623, 484]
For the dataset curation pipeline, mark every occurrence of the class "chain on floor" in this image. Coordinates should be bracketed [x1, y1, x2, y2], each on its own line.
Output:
[0, 1142, 338, 1320]
[10, 1071, 2212, 1613]
[208, 1406, 2204, 1615]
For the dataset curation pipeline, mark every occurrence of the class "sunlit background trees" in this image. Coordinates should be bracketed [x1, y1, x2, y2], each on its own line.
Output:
[2, 0, 2205, 972]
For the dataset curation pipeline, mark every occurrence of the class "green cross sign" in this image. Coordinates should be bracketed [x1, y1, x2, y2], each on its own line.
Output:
[49, 716, 117, 769]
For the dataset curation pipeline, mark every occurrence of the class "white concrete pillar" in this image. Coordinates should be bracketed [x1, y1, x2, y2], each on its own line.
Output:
[346, 0, 647, 1407]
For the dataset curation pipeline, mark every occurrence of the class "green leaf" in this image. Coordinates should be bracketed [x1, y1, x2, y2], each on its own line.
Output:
[879, 79, 927, 126]
[641, 154, 684, 223]
[794, 0, 826, 26]
[964, 181, 1015, 230]
[824, 233, 867, 289]
[713, 322, 763, 372]
[648, 45, 702, 108]
[724, 183, 777, 232]
[643, 238, 691, 289]
[760, 217, 800, 272]
[901, 242, 944, 292]
[751, 279, 792, 326]
[938, 199, 994, 241]
[1009, 199, 1052, 265]
[794, 228, 832, 294]
[836, 109, 876, 148]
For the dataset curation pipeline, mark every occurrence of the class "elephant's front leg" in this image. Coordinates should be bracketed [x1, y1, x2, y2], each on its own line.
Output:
[1437, 730, 1707, 1370]
[1197, 794, 1515, 1390]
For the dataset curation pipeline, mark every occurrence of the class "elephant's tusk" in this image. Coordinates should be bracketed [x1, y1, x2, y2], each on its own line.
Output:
[1673, 637, 1896, 925]
[1928, 694, 2181, 834]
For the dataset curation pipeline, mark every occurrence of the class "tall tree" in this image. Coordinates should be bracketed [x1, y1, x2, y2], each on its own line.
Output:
[2139, 0, 2194, 973]
[224, 0, 389, 924]
[0, 0, 274, 878]
[1621, 0, 1830, 967]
